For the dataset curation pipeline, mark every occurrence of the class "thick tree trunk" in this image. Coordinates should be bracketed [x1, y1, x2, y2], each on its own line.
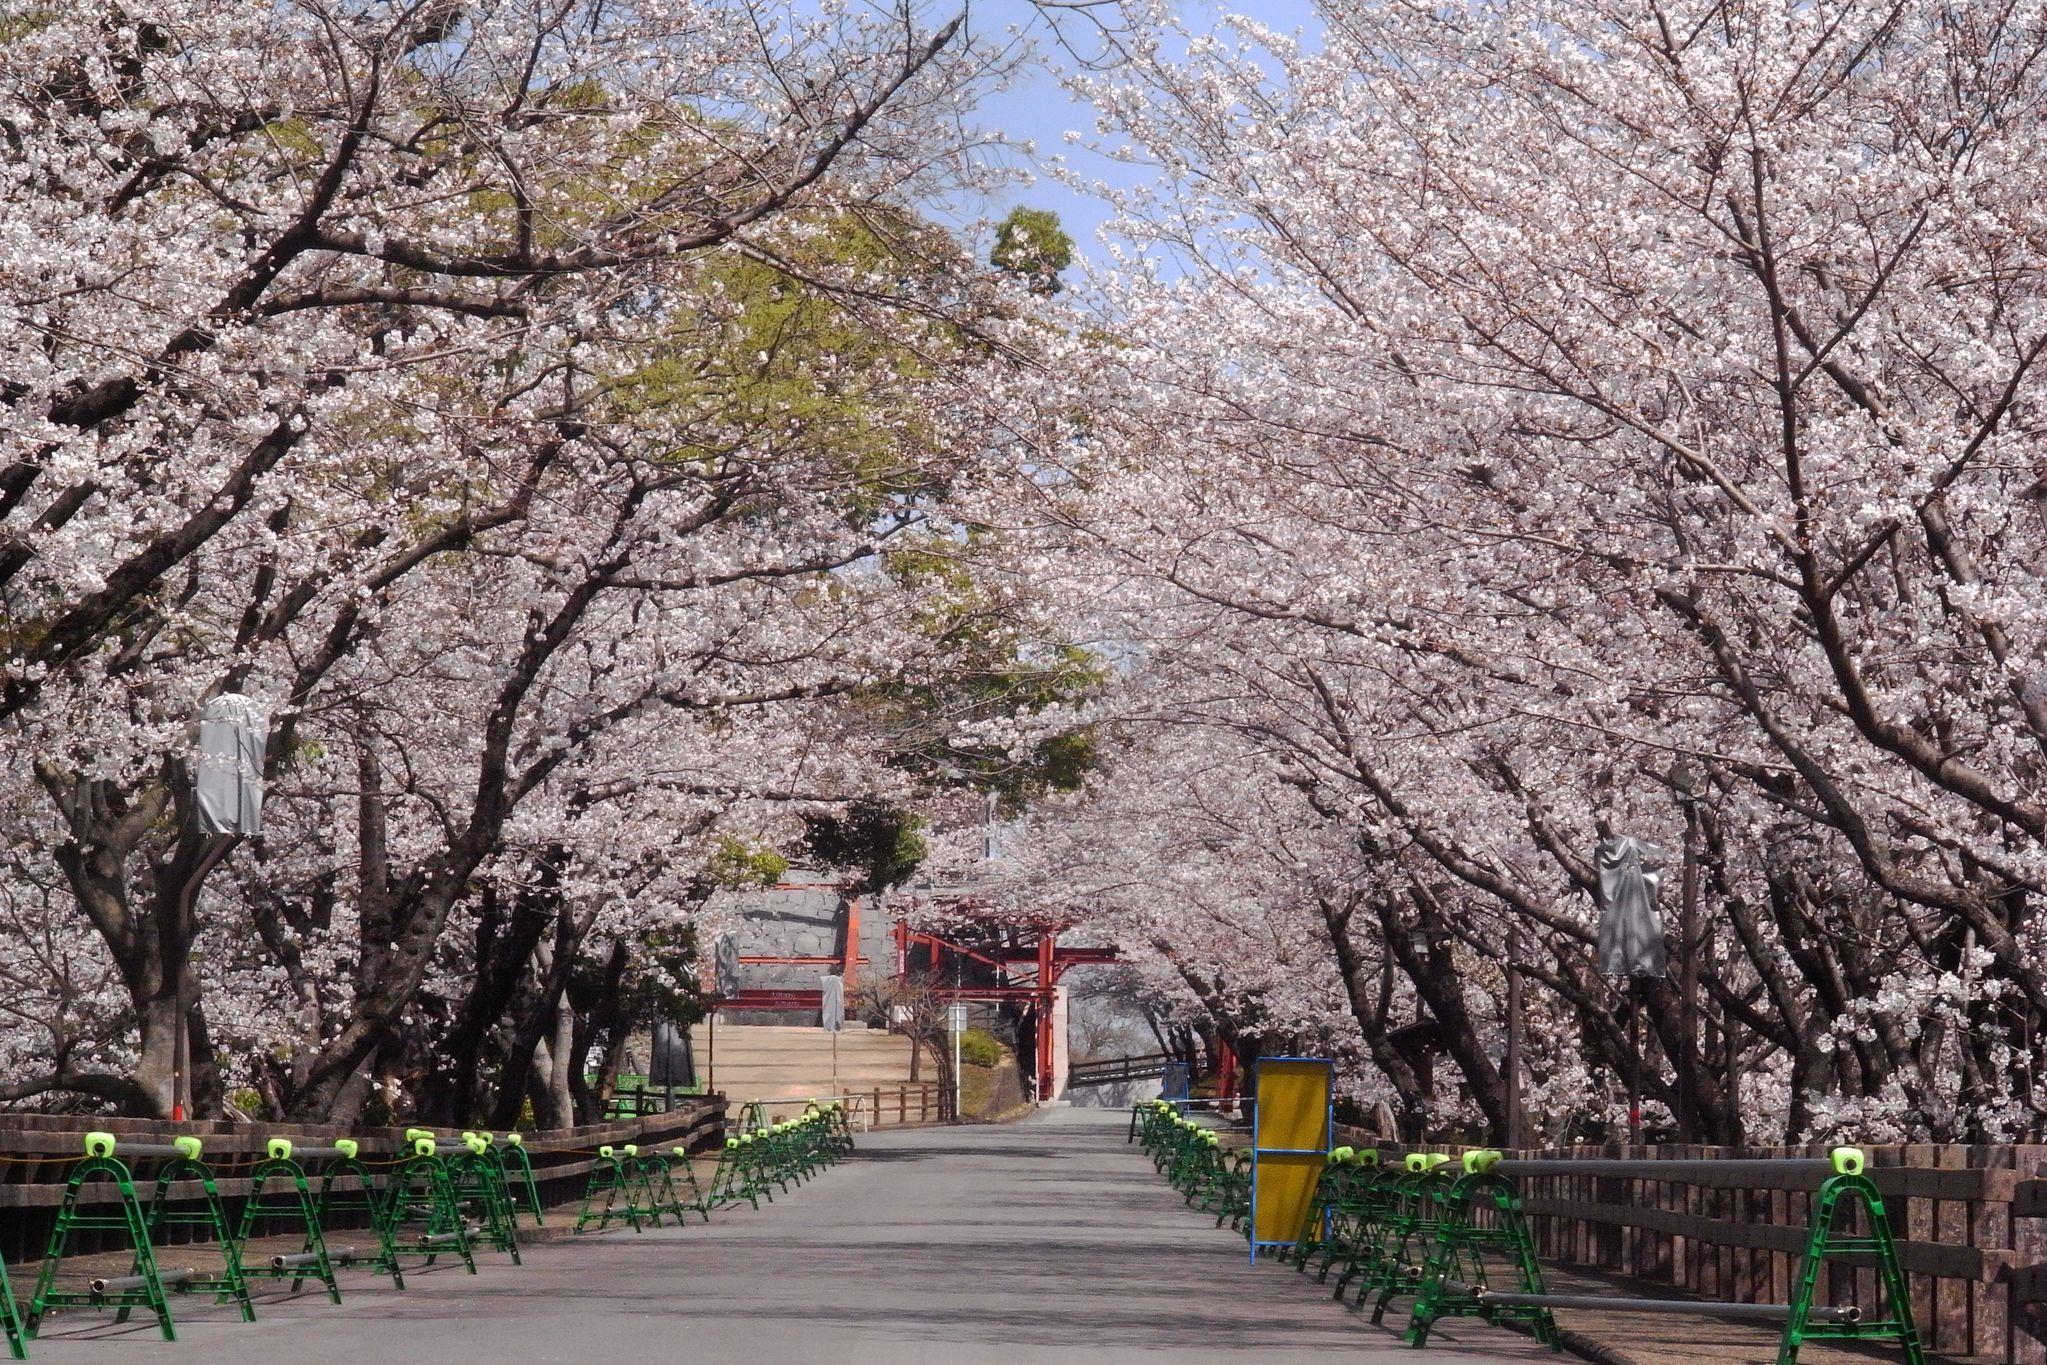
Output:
[133, 993, 180, 1118]
[488, 906, 586, 1129]
[544, 1001, 576, 1128]
[428, 882, 555, 1125]
[1383, 888, 1508, 1137]
[1316, 892, 1429, 1128]
[36, 767, 238, 1118]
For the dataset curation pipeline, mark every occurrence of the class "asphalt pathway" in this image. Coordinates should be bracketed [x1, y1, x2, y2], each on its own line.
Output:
[30, 1107, 1552, 1365]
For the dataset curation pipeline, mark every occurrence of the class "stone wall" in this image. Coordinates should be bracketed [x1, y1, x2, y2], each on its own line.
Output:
[713, 872, 898, 1022]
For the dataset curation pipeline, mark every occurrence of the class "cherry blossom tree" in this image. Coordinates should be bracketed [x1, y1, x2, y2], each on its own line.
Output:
[0, 0, 1051, 1120]
[965, 0, 2047, 1142]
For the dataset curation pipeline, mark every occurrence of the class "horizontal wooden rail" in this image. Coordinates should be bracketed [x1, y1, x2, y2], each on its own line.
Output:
[0, 1097, 726, 1265]
[1069, 1054, 1174, 1086]
[1323, 1138, 2047, 1365]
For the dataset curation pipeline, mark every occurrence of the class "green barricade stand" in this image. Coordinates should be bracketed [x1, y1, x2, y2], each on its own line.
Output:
[0, 1245, 20, 1360]
[471, 1133, 534, 1244]
[1322, 1153, 1402, 1293]
[747, 1131, 776, 1203]
[233, 1138, 341, 1304]
[1286, 1149, 1349, 1266]
[1782, 1148, 1923, 1362]
[387, 1136, 477, 1274]
[1292, 1147, 1384, 1274]
[1216, 1145, 1246, 1225]
[499, 1133, 545, 1227]
[29, 1133, 202, 1342]
[706, 1134, 762, 1212]
[1402, 1147, 1925, 1365]
[1132, 1100, 1176, 1159]
[311, 1139, 405, 1289]
[769, 1129, 798, 1186]
[829, 1099, 855, 1154]
[750, 1124, 779, 1196]
[437, 1133, 523, 1263]
[668, 1145, 713, 1222]
[619, 1144, 666, 1228]
[574, 1145, 642, 1234]
[652, 1146, 707, 1224]
[625, 1148, 678, 1227]
[1403, 1150, 1558, 1349]
[139, 1136, 256, 1323]
[1356, 1152, 1456, 1318]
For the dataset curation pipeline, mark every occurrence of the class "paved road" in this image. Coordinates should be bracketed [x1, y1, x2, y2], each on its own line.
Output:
[36, 1108, 1551, 1364]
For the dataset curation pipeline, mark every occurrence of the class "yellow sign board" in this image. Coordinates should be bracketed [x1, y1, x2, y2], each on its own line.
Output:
[1250, 1058, 1331, 1252]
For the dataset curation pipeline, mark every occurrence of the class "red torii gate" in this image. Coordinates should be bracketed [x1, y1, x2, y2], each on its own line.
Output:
[891, 920, 1117, 1102]
[716, 880, 1117, 1099]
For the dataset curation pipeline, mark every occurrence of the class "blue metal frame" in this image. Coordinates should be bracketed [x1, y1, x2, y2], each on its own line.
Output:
[1246, 1055, 1334, 1263]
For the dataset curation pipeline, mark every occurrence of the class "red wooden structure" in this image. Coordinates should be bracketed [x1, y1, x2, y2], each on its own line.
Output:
[890, 920, 1116, 1101]
[715, 881, 1117, 1100]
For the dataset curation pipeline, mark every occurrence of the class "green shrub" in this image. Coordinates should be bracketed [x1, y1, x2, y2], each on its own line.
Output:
[958, 1027, 1003, 1068]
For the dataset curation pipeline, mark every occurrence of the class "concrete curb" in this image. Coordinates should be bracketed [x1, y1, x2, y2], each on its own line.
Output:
[1487, 1311, 1633, 1365]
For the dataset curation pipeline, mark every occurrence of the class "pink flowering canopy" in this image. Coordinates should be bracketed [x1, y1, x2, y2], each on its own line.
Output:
[8, 0, 2047, 1144]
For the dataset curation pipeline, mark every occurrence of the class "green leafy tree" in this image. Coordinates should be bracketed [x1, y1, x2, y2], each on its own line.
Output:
[872, 538, 1108, 814]
[991, 207, 1074, 295]
[803, 800, 928, 896]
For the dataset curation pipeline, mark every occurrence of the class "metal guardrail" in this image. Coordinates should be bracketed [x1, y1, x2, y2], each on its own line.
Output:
[1067, 1054, 1175, 1087]
[600, 1084, 707, 1121]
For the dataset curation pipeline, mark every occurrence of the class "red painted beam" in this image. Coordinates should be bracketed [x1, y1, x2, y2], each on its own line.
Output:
[842, 894, 862, 987]
[725, 989, 826, 1010]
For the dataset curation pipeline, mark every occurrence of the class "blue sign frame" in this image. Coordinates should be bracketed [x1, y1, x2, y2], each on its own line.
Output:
[1246, 1055, 1334, 1262]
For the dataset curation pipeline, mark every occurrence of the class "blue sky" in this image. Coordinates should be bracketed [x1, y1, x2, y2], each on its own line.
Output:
[936, 0, 1323, 271]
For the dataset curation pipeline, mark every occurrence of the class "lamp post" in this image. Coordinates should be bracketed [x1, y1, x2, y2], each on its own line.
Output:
[1409, 922, 1434, 1141]
[182, 692, 268, 1121]
[1594, 835, 1668, 1147]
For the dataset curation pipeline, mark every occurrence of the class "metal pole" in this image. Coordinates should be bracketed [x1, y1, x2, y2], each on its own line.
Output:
[953, 954, 964, 1122]
[172, 833, 237, 1121]
[1679, 801, 1700, 1138]
[1505, 926, 1524, 1150]
[1439, 1280, 1858, 1324]
[1627, 986, 1642, 1144]
[1494, 1156, 1831, 1181]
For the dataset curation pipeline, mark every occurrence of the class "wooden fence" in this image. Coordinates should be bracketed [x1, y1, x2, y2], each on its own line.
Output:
[1326, 1133, 2047, 1364]
[750, 1083, 946, 1130]
[0, 1099, 725, 1267]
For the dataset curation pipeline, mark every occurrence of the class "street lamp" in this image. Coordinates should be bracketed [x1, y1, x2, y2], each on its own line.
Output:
[181, 692, 268, 1121]
[1594, 833, 1669, 1145]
